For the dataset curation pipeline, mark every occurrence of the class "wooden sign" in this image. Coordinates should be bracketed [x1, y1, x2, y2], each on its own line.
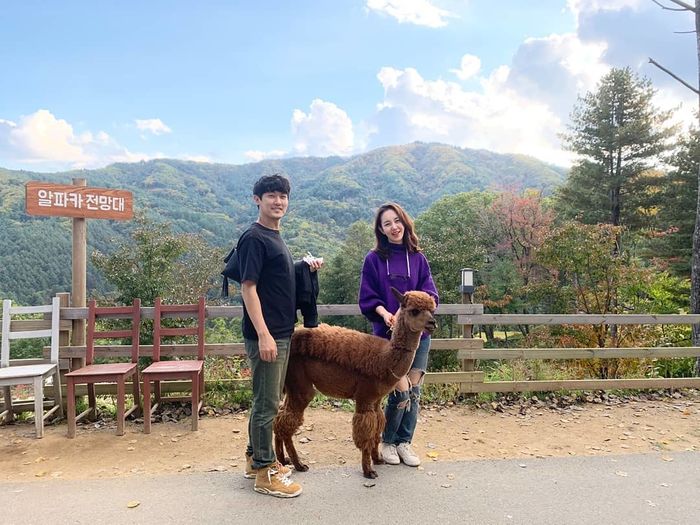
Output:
[25, 181, 133, 220]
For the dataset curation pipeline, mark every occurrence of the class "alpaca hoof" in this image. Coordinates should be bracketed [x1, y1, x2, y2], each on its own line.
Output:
[364, 470, 378, 479]
[374, 457, 385, 465]
[295, 462, 309, 472]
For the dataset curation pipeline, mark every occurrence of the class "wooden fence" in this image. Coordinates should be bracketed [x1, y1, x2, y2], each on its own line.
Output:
[4, 296, 700, 415]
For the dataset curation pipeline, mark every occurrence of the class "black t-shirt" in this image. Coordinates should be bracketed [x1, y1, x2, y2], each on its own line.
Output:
[238, 222, 296, 340]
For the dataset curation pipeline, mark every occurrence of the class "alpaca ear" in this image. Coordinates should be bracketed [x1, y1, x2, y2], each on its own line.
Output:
[390, 286, 405, 306]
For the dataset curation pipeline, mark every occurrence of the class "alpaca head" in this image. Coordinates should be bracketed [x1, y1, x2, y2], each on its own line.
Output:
[390, 287, 437, 335]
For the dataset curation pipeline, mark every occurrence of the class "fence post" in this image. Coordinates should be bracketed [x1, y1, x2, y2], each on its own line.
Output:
[56, 292, 71, 405]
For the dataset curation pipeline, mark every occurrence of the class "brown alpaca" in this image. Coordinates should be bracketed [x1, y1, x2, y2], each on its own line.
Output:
[274, 288, 436, 479]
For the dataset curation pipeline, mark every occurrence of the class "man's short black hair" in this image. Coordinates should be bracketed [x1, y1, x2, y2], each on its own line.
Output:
[253, 174, 291, 198]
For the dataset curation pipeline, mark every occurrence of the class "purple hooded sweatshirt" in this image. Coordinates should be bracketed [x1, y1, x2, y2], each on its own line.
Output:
[359, 243, 439, 340]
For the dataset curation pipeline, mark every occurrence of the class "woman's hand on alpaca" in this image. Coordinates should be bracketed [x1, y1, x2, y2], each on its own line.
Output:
[375, 306, 396, 328]
[381, 311, 396, 328]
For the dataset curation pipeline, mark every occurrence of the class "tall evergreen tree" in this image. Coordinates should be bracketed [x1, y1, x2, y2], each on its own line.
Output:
[560, 67, 676, 232]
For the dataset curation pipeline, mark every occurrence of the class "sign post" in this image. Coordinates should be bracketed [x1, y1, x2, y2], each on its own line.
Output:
[25, 180, 134, 378]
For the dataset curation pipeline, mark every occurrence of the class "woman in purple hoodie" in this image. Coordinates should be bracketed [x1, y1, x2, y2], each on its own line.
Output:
[358, 202, 439, 468]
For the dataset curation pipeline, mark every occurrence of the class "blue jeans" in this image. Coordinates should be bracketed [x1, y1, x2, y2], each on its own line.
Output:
[382, 336, 430, 445]
[245, 337, 291, 469]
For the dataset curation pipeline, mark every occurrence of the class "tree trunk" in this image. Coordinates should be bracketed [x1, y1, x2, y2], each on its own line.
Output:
[693, 161, 700, 374]
[694, 5, 700, 375]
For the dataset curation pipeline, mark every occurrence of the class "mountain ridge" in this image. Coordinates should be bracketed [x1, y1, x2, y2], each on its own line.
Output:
[0, 142, 567, 304]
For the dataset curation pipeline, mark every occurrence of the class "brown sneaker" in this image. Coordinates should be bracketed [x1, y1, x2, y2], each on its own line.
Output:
[244, 453, 291, 479]
[254, 464, 302, 498]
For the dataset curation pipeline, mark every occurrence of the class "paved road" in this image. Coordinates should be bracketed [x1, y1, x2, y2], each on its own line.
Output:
[4, 452, 700, 524]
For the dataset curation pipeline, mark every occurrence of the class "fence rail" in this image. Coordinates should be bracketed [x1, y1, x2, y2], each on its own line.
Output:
[461, 313, 700, 325]
[4, 301, 700, 411]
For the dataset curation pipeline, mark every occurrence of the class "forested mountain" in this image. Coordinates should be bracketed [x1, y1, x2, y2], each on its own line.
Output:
[0, 142, 566, 304]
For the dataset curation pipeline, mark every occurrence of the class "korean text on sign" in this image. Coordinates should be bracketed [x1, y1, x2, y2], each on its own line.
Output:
[37, 190, 125, 212]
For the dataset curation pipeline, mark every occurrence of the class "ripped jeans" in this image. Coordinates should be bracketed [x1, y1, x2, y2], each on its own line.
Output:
[382, 336, 430, 445]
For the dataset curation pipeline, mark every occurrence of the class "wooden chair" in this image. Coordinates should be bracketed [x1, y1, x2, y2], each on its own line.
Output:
[0, 297, 63, 438]
[142, 297, 206, 433]
[65, 298, 141, 438]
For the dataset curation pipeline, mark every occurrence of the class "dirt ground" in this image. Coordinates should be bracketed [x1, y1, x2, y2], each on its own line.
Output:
[2, 394, 700, 482]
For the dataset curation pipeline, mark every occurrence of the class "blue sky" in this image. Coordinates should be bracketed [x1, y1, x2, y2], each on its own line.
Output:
[0, 0, 696, 172]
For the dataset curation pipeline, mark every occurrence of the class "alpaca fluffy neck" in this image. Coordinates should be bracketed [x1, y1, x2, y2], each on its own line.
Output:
[387, 319, 423, 378]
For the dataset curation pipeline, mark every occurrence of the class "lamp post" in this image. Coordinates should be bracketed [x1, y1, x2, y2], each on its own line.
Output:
[460, 268, 475, 300]
[460, 267, 476, 337]
[460, 268, 476, 378]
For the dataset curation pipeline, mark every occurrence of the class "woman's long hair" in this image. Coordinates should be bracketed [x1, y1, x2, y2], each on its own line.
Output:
[372, 202, 421, 260]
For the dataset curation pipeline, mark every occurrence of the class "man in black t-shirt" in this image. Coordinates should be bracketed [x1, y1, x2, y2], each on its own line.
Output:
[239, 174, 321, 498]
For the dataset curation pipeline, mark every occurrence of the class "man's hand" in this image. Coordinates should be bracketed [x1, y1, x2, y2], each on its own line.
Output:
[241, 280, 277, 361]
[258, 332, 277, 362]
[304, 253, 324, 272]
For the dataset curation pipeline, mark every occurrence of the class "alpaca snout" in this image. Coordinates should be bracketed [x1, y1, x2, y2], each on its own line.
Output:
[425, 316, 437, 334]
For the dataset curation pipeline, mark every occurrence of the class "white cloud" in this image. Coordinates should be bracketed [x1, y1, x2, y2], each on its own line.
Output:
[366, 0, 456, 28]
[291, 99, 355, 157]
[0, 109, 151, 171]
[1, 110, 88, 164]
[568, 0, 644, 18]
[506, 33, 608, 120]
[365, 0, 697, 168]
[135, 118, 172, 136]
[450, 54, 481, 81]
[370, 66, 572, 166]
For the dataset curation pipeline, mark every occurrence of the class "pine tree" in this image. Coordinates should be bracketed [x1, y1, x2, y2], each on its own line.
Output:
[560, 67, 676, 232]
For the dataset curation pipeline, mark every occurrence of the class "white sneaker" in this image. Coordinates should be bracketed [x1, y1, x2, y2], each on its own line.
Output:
[381, 443, 400, 465]
[396, 442, 420, 467]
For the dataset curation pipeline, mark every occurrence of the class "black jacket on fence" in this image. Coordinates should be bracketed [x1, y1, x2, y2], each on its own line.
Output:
[294, 261, 319, 328]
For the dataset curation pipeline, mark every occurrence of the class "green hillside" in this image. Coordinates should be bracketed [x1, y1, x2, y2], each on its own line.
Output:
[0, 142, 566, 304]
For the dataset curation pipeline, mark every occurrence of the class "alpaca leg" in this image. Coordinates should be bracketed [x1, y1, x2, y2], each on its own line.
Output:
[273, 360, 315, 472]
[273, 411, 288, 465]
[274, 399, 309, 472]
[352, 407, 381, 478]
[371, 402, 385, 466]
